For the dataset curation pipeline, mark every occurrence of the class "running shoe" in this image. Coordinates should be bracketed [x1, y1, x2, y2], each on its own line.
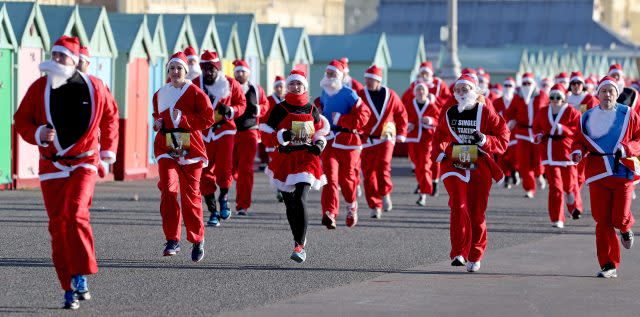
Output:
[163, 240, 180, 256]
[290, 244, 306, 263]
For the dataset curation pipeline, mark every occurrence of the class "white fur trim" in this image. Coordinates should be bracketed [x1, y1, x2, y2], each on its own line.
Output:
[259, 123, 275, 134]
[156, 154, 208, 167]
[35, 125, 49, 147]
[274, 80, 285, 87]
[79, 54, 90, 62]
[277, 129, 290, 146]
[549, 89, 566, 99]
[234, 66, 250, 73]
[455, 79, 476, 89]
[436, 152, 445, 162]
[287, 74, 308, 88]
[477, 133, 487, 147]
[332, 113, 341, 125]
[167, 57, 188, 71]
[52, 45, 79, 64]
[440, 169, 471, 183]
[100, 150, 117, 164]
[522, 77, 535, 84]
[609, 69, 624, 76]
[364, 73, 382, 82]
[419, 67, 433, 74]
[225, 107, 234, 120]
[326, 65, 344, 77]
[570, 76, 584, 83]
[186, 55, 198, 61]
[597, 80, 619, 94]
[396, 135, 406, 143]
[264, 167, 327, 192]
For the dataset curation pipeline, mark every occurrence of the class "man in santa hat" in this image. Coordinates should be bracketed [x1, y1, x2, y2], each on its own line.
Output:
[555, 72, 570, 90]
[14, 36, 119, 309]
[230, 59, 269, 216]
[567, 71, 598, 113]
[193, 50, 246, 227]
[571, 76, 639, 278]
[479, 72, 498, 102]
[610, 64, 640, 114]
[584, 77, 597, 95]
[76, 46, 91, 74]
[490, 83, 503, 99]
[184, 46, 202, 80]
[340, 57, 364, 94]
[540, 77, 553, 94]
[358, 65, 408, 218]
[316, 60, 371, 229]
[505, 73, 548, 198]
[152, 51, 214, 263]
[533, 83, 583, 228]
[493, 77, 524, 188]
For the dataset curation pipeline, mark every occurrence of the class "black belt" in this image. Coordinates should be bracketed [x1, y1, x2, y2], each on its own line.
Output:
[544, 134, 566, 140]
[278, 144, 311, 154]
[42, 150, 95, 166]
[590, 152, 621, 172]
[331, 126, 358, 134]
[518, 124, 533, 128]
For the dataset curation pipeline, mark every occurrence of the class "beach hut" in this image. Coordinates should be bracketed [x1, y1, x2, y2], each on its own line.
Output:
[144, 14, 167, 172]
[215, 14, 264, 84]
[282, 27, 313, 79]
[39, 4, 88, 47]
[78, 5, 118, 88]
[258, 23, 289, 94]
[0, 4, 17, 188]
[214, 20, 242, 76]
[386, 34, 425, 92]
[189, 14, 223, 54]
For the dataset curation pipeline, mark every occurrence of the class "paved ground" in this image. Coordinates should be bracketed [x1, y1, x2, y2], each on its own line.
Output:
[0, 158, 631, 316]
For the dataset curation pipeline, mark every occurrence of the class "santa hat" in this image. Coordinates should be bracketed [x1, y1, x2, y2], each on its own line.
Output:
[167, 51, 188, 70]
[51, 35, 80, 65]
[549, 83, 568, 99]
[364, 65, 383, 82]
[286, 69, 308, 88]
[184, 46, 198, 61]
[461, 68, 478, 82]
[480, 72, 490, 83]
[79, 46, 90, 62]
[477, 67, 486, 75]
[569, 71, 584, 83]
[522, 73, 536, 84]
[455, 74, 478, 90]
[597, 76, 620, 95]
[608, 63, 624, 76]
[200, 50, 221, 70]
[233, 59, 250, 73]
[555, 72, 569, 84]
[326, 59, 345, 77]
[585, 77, 596, 89]
[413, 82, 428, 94]
[419, 61, 433, 74]
[273, 75, 285, 87]
[503, 77, 516, 86]
[491, 83, 503, 92]
[541, 77, 553, 86]
[340, 57, 350, 72]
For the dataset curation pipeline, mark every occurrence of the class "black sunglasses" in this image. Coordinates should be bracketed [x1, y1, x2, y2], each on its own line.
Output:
[522, 82, 532, 86]
[504, 84, 513, 88]
[549, 95, 563, 101]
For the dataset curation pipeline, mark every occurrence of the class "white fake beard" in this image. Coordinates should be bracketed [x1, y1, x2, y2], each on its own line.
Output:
[186, 64, 202, 80]
[567, 93, 584, 107]
[455, 90, 477, 112]
[206, 72, 230, 99]
[342, 75, 352, 86]
[520, 86, 535, 103]
[321, 76, 343, 96]
[588, 106, 617, 139]
[618, 79, 626, 90]
[40, 61, 75, 89]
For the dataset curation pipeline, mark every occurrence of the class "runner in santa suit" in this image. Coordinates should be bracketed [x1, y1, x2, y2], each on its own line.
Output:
[540, 77, 553, 94]
[479, 72, 499, 102]
[152, 52, 214, 263]
[533, 84, 583, 228]
[340, 57, 364, 94]
[359, 65, 408, 218]
[14, 36, 119, 309]
[504, 72, 548, 198]
[316, 60, 370, 228]
[432, 74, 509, 272]
[443, 68, 495, 112]
[555, 72, 570, 90]
[567, 71, 599, 113]
[405, 82, 440, 206]
[571, 76, 639, 278]
[585, 78, 597, 95]
[193, 51, 246, 227]
[184, 46, 202, 81]
[263, 69, 329, 263]
[231, 59, 269, 216]
[493, 77, 523, 188]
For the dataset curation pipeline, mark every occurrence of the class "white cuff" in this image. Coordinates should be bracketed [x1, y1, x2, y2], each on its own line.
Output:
[436, 152, 445, 162]
[100, 150, 117, 164]
[407, 123, 415, 132]
[428, 94, 436, 104]
[277, 129, 290, 146]
[557, 123, 563, 135]
[259, 123, 275, 134]
[422, 116, 434, 126]
[477, 133, 487, 147]
[570, 150, 583, 162]
[616, 144, 627, 158]
[533, 133, 543, 144]
[225, 107, 235, 120]
[35, 125, 49, 147]
[507, 120, 516, 130]
[171, 109, 182, 128]
[396, 135, 407, 143]
[256, 104, 260, 118]
[332, 113, 341, 125]
[313, 135, 327, 144]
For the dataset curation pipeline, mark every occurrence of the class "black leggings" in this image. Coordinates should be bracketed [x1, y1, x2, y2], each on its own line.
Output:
[282, 183, 310, 245]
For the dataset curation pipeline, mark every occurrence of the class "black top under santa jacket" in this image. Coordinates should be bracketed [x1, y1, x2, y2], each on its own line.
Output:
[235, 84, 259, 131]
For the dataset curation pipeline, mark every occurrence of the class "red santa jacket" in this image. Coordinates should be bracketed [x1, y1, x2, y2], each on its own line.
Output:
[404, 96, 441, 143]
[315, 93, 372, 150]
[494, 94, 525, 148]
[533, 104, 580, 166]
[431, 103, 510, 183]
[152, 81, 214, 166]
[567, 92, 598, 113]
[358, 87, 408, 148]
[14, 73, 119, 181]
[504, 90, 549, 143]
[401, 77, 451, 108]
[193, 74, 246, 142]
[346, 77, 364, 94]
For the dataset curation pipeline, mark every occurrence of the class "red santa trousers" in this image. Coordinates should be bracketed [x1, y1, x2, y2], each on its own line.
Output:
[41, 168, 98, 291]
[233, 130, 259, 210]
[321, 141, 360, 216]
[443, 166, 493, 263]
[497, 145, 518, 176]
[589, 177, 636, 268]
[361, 141, 395, 209]
[408, 135, 435, 195]
[201, 134, 234, 195]
[545, 165, 583, 222]
[516, 140, 544, 192]
[158, 159, 204, 244]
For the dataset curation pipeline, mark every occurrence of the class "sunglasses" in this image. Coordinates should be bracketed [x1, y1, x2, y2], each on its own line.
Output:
[504, 84, 513, 88]
[522, 82, 532, 86]
[549, 94, 564, 101]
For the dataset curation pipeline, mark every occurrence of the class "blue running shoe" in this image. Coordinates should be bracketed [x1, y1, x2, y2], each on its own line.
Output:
[163, 240, 180, 256]
[207, 211, 220, 227]
[72, 275, 91, 300]
[290, 244, 306, 263]
[219, 198, 231, 220]
[63, 290, 79, 310]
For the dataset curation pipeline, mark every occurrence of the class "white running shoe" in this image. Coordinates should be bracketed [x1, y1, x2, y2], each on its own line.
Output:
[621, 230, 634, 249]
[370, 208, 382, 219]
[597, 266, 617, 278]
[525, 191, 535, 199]
[538, 175, 547, 190]
[451, 255, 466, 266]
[382, 195, 393, 212]
[357, 184, 363, 197]
[416, 194, 427, 206]
[346, 202, 358, 227]
[552, 221, 564, 228]
[466, 261, 481, 272]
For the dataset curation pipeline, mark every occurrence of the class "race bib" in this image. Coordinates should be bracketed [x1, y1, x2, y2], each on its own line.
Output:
[381, 122, 397, 140]
[166, 132, 191, 158]
[291, 121, 315, 145]
[452, 144, 478, 170]
[214, 111, 224, 123]
[580, 104, 587, 113]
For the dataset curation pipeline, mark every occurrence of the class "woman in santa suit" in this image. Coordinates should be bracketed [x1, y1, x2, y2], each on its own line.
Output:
[263, 69, 329, 263]
[571, 76, 640, 278]
[152, 52, 214, 263]
[432, 74, 509, 273]
[404, 82, 440, 206]
[493, 77, 524, 188]
[533, 84, 583, 229]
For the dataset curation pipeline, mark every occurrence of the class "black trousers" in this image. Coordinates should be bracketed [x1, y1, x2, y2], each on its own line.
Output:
[282, 183, 310, 245]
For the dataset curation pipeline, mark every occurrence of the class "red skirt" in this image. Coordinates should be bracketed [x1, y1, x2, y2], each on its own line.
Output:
[265, 150, 326, 192]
